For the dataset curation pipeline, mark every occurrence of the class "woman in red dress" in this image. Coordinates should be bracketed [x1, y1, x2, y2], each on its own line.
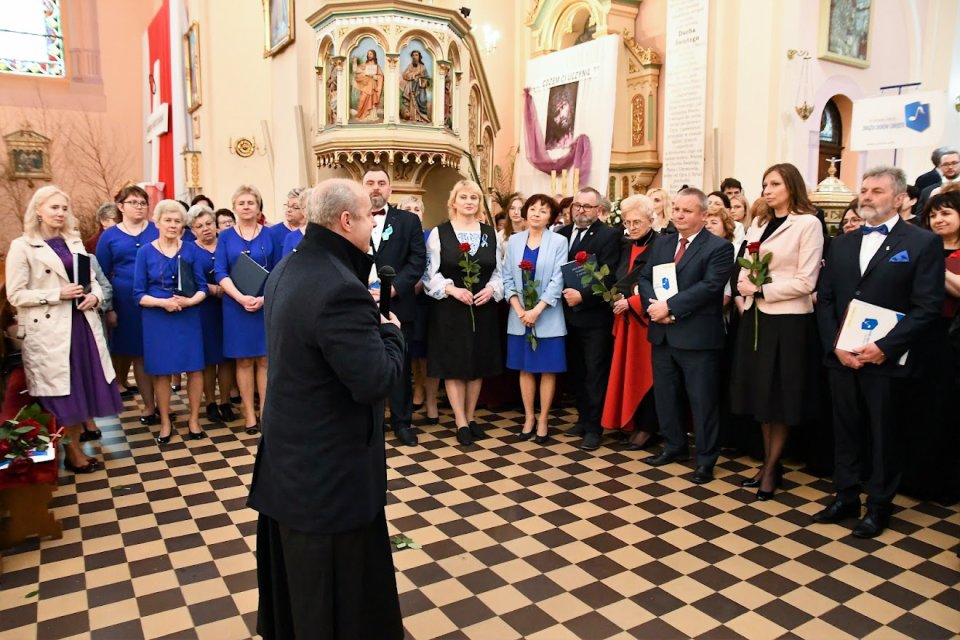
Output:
[602, 195, 660, 449]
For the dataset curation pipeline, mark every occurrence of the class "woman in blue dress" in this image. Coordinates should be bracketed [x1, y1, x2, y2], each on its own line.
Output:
[214, 185, 276, 435]
[96, 185, 159, 425]
[187, 204, 237, 424]
[134, 201, 208, 444]
[502, 194, 568, 444]
[269, 187, 307, 263]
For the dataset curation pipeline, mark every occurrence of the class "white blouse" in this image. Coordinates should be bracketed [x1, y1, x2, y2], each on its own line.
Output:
[422, 226, 504, 302]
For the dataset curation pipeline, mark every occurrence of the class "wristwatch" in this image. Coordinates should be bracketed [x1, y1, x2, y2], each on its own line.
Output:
[668, 314, 676, 322]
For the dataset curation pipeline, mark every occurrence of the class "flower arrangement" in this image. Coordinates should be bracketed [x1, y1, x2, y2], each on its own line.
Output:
[737, 241, 773, 350]
[518, 259, 540, 351]
[607, 199, 623, 226]
[0, 404, 61, 476]
[576, 251, 622, 308]
[458, 242, 480, 331]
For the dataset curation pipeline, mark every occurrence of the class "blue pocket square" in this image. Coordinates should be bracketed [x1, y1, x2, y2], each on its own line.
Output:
[889, 250, 909, 263]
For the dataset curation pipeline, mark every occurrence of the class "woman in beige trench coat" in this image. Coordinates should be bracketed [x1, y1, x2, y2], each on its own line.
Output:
[5, 186, 123, 473]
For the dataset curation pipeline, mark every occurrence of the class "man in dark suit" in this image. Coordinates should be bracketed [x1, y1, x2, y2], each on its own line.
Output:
[917, 149, 959, 224]
[638, 188, 734, 484]
[558, 186, 622, 450]
[914, 146, 949, 195]
[362, 167, 426, 446]
[249, 179, 405, 639]
[815, 166, 944, 539]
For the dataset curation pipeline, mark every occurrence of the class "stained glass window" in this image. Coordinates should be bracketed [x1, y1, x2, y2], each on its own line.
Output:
[0, 0, 65, 78]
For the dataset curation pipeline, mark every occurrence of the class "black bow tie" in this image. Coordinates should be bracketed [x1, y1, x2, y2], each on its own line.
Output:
[373, 209, 386, 216]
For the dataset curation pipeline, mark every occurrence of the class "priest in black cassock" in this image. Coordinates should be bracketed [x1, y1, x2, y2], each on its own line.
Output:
[248, 178, 406, 639]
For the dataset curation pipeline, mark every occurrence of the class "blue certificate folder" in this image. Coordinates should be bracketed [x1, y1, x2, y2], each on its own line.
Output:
[0, 448, 55, 470]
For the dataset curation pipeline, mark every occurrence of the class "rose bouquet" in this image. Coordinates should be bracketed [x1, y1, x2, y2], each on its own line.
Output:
[458, 242, 480, 331]
[518, 259, 540, 351]
[737, 241, 772, 350]
[0, 404, 61, 476]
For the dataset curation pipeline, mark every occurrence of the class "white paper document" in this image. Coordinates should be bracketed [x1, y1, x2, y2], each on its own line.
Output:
[652, 263, 678, 301]
[836, 299, 908, 365]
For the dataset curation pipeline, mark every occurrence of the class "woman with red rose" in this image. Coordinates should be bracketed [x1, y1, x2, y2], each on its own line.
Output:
[6, 186, 123, 473]
[423, 180, 503, 446]
[730, 163, 824, 501]
[502, 195, 568, 443]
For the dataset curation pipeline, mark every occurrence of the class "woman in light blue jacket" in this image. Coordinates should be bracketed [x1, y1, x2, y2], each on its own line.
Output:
[502, 194, 568, 444]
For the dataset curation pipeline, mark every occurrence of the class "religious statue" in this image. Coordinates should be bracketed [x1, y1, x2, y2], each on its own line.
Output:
[400, 50, 432, 124]
[351, 48, 384, 122]
[325, 58, 338, 125]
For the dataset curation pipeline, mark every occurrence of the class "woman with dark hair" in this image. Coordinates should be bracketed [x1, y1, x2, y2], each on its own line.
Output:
[501, 194, 567, 443]
[216, 208, 236, 231]
[840, 198, 864, 234]
[730, 163, 824, 501]
[96, 184, 160, 425]
[191, 194, 215, 210]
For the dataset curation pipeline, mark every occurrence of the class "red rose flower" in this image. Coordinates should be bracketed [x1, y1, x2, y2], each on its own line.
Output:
[746, 241, 761, 256]
[17, 419, 42, 441]
[575, 251, 589, 267]
[7, 457, 32, 476]
[0, 440, 10, 455]
[519, 260, 534, 271]
[458, 242, 471, 253]
[950, 249, 960, 260]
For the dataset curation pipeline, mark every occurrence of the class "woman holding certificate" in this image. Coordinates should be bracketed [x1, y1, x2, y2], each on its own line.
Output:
[730, 163, 824, 501]
[134, 201, 208, 443]
[215, 185, 277, 435]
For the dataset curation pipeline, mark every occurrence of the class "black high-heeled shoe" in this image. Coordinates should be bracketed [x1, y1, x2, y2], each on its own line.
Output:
[534, 433, 549, 445]
[64, 458, 98, 474]
[79, 428, 102, 442]
[741, 463, 783, 488]
[468, 421, 486, 440]
[155, 428, 174, 445]
[188, 429, 208, 440]
[245, 422, 260, 435]
[456, 426, 473, 446]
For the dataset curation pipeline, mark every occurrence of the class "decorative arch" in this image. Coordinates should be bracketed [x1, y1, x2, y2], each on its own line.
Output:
[480, 125, 495, 189]
[317, 35, 338, 129]
[447, 41, 461, 69]
[807, 76, 865, 186]
[468, 84, 482, 149]
[338, 28, 388, 58]
[397, 29, 442, 56]
[531, 0, 606, 54]
[316, 35, 334, 66]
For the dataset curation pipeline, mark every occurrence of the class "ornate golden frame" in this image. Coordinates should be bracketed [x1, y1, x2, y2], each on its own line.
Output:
[183, 22, 202, 112]
[263, 0, 295, 58]
[818, 0, 873, 69]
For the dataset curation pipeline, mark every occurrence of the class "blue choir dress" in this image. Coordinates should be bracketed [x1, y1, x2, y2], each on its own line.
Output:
[268, 223, 296, 264]
[214, 226, 276, 359]
[281, 228, 304, 257]
[96, 222, 160, 356]
[505, 245, 566, 373]
[194, 242, 225, 366]
[133, 241, 208, 375]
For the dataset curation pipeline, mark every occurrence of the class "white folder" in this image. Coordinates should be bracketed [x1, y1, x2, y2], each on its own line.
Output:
[836, 299, 908, 365]
[652, 263, 678, 301]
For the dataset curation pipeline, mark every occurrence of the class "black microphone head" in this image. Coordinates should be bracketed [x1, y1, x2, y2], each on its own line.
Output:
[379, 265, 396, 279]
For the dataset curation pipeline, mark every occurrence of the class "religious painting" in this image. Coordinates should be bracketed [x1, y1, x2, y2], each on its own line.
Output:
[183, 22, 201, 112]
[349, 37, 385, 124]
[4, 129, 52, 180]
[262, 0, 294, 58]
[544, 81, 578, 150]
[444, 71, 453, 130]
[398, 40, 433, 124]
[818, 0, 872, 68]
[325, 55, 338, 126]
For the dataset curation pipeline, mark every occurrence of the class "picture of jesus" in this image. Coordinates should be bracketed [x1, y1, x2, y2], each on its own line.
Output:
[350, 42, 385, 123]
[544, 82, 579, 150]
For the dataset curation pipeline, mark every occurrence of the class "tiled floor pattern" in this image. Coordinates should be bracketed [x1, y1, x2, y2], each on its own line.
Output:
[0, 394, 958, 640]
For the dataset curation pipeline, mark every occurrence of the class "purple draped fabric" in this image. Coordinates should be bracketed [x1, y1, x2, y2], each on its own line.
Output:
[523, 88, 592, 185]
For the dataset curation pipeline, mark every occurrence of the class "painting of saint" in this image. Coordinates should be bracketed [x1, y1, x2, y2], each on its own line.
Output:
[444, 71, 453, 130]
[544, 82, 578, 150]
[325, 56, 338, 126]
[269, 0, 289, 50]
[350, 38, 385, 123]
[399, 41, 433, 124]
[184, 23, 201, 112]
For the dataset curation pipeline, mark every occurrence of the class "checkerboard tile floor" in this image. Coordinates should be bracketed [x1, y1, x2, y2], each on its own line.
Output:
[1, 394, 958, 639]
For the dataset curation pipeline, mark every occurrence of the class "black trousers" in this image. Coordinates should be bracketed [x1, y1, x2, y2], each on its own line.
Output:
[388, 323, 414, 432]
[566, 324, 613, 435]
[256, 510, 403, 640]
[829, 368, 905, 508]
[651, 344, 722, 467]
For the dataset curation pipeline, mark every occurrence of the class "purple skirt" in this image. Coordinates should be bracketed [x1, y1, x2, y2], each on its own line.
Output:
[40, 308, 124, 425]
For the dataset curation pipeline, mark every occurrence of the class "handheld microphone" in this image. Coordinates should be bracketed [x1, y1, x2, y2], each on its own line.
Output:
[378, 265, 396, 318]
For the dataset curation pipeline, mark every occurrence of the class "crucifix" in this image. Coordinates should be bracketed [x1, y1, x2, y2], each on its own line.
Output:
[826, 156, 841, 177]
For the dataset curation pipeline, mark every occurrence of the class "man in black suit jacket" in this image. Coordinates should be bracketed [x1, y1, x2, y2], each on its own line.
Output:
[913, 146, 948, 196]
[249, 179, 406, 639]
[362, 167, 426, 446]
[916, 149, 959, 224]
[638, 188, 734, 484]
[815, 166, 944, 539]
[558, 186, 623, 450]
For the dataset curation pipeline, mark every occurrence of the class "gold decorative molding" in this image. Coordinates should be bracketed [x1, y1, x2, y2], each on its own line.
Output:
[622, 30, 660, 66]
[631, 94, 644, 146]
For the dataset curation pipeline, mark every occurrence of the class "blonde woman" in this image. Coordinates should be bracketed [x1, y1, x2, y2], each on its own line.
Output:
[729, 193, 751, 230]
[497, 194, 526, 263]
[423, 180, 503, 445]
[214, 185, 278, 435]
[647, 188, 675, 234]
[6, 186, 123, 473]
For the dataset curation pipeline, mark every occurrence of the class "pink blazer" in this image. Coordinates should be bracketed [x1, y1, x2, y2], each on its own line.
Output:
[739, 213, 824, 315]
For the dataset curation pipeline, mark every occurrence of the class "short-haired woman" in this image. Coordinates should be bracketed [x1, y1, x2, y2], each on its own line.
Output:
[502, 194, 568, 443]
[135, 201, 209, 443]
[269, 187, 307, 263]
[7, 186, 123, 472]
[214, 185, 277, 434]
[281, 188, 313, 258]
[96, 184, 160, 425]
[187, 204, 237, 424]
[423, 180, 503, 445]
[216, 208, 236, 231]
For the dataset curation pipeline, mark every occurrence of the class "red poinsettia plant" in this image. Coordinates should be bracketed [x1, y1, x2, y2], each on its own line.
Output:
[737, 241, 773, 351]
[458, 242, 480, 331]
[576, 251, 622, 308]
[0, 404, 61, 476]
[518, 259, 540, 351]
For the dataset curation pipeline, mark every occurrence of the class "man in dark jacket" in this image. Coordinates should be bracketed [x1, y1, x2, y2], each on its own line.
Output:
[249, 179, 406, 640]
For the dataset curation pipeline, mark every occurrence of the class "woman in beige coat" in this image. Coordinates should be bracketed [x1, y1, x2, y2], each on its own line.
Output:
[5, 186, 123, 473]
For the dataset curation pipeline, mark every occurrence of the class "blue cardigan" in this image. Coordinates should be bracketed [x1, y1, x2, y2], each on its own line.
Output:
[502, 229, 568, 338]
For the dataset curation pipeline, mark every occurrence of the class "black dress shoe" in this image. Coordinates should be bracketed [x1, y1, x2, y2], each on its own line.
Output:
[852, 507, 891, 539]
[456, 426, 473, 446]
[691, 465, 714, 485]
[188, 430, 208, 441]
[139, 413, 160, 426]
[564, 424, 586, 437]
[218, 403, 238, 422]
[812, 498, 861, 524]
[245, 423, 260, 436]
[394, 426, 418, 446]
[518, 430, 534, 442]
[155, 430, 173, 445]
[206, 402, 223, 423]
[79, 428, 102, 442]
[120, 386, 138, 399]
[534, 434, 549, 445]
[425, 414, 440, 426]
[468, 421, 486, 440]
[64, 458, 98, 473]
[581, 432, 601, 451]
[644, 450, 689, 467]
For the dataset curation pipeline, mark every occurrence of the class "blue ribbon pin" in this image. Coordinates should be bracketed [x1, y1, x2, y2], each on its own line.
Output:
[381, 224, 393, 242]
[480, 233, 489, 248]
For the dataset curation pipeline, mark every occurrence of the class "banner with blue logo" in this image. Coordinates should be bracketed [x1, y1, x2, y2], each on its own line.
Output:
[850, 90, 946, 150]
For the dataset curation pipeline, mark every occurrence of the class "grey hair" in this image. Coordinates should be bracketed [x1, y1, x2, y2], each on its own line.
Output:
[677, 187, 709, 212]
[287, 186, 306, 200]
[620, 194, 655, 221]
[862, 166, 907, 195]
[185, 204, 215, 228]
[153, 199, 187, 223]
[299, 187, 313, 207]
[599, 197, 613, 213]
[96, 202, 119, 222]
[307, 179, 364, 227]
